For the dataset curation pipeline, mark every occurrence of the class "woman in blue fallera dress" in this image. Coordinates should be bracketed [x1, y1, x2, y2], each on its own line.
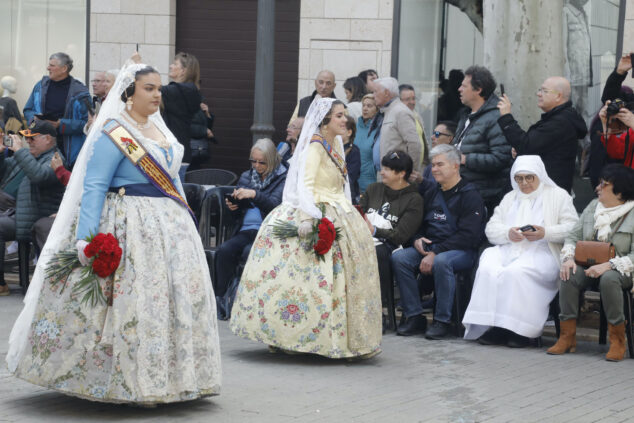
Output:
[7, 62, 221, 404]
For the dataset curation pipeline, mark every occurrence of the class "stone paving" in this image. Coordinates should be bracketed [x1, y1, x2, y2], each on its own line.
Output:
[1, 288, 634, 423]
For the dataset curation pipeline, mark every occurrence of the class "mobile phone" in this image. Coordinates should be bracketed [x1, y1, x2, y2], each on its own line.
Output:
[2, 135, 12, 147]
[500, 84, 505, 96]
[224, 192, 237, 205]
[422, 242, 432, 252]
[519, 225, 536, 232]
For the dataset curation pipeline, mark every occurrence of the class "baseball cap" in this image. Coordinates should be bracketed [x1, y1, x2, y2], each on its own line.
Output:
[19, 120, 57, 138]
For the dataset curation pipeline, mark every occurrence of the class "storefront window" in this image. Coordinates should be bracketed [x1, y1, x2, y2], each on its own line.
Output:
[0, 0, 87, 116]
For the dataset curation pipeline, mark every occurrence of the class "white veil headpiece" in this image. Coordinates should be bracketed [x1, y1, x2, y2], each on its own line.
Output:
[6, 61, 180, 371]
[282, 97, 351, 218]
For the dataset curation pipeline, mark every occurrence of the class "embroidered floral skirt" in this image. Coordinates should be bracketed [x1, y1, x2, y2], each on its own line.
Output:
[229, 203, 382, 358]
[12, 193, 222, 404]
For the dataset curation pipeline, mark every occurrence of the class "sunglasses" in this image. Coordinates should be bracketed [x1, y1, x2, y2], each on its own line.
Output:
[433, 131, 452, 138]
[514, 174, 535, 184]
[249, 159, 267, 166]
[389, 152, 400, 160]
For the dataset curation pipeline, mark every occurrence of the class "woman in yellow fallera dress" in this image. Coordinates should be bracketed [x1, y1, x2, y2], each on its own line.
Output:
[230, 98, 382, 359]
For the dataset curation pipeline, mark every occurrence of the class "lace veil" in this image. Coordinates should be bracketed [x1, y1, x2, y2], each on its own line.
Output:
[282, 97, 351, 218]
[6, 61, 176, 371]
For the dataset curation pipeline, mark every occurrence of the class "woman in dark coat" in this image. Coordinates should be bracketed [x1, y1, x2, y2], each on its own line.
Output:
[161, 52, 202, 176]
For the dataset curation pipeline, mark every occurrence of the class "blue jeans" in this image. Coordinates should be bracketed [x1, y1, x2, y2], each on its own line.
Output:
[391, 247, 475, 323]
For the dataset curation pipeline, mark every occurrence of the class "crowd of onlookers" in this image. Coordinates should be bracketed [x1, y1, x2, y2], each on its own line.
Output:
[2, 50, 634, 362]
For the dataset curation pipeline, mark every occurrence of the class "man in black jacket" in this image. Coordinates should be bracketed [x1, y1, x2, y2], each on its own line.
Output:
[497, 76, 587, 193]
[391, 144, 486, 339]
[289, 70, 336, 122]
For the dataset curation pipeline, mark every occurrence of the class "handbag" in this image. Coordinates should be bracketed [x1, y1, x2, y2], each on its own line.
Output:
[574, 241, 615, 266]
[190, 138, 210, 162]
[574, 213, 628, 266]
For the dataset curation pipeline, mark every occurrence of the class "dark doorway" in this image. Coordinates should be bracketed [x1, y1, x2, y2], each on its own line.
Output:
[176, 0, 300, 175]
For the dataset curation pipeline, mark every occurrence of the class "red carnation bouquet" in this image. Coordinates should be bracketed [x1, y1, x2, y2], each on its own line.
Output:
[46, 232, 122, 306]
[272, 204, 341, 261]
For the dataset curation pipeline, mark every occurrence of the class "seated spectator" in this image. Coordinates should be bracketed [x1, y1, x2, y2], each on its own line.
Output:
[548, 165, 634, 361]
[360, 150, 423, 332]
[355, 94, 378, 193]
[392, 144, 486, 339]
[215, 138, 287, 317]
[343, 76, 367, 121]
[422, 120, 457, 181]
[343, 115, 361, 203]
[277, 117, 304, 167]
[0, 121, 64, 296]
[32, 152, 70, 254]
[463, 156, 578, 347]
[599, 100, 634, 169]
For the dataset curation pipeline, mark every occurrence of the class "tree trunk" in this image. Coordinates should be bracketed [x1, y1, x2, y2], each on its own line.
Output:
[483, 0, 564, 128]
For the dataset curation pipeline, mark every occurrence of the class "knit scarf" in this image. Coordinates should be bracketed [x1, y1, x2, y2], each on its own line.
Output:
[593, 200, 634, 241]
[250, 163, 286, 190]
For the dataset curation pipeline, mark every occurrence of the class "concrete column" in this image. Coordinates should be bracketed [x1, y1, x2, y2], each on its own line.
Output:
[483, 0, 564, 128]
[251, 0, 276, 144]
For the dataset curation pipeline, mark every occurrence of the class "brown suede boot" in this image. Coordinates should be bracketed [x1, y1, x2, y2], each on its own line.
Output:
[606, 322, 626, 362]
[547, 319, 577, 355]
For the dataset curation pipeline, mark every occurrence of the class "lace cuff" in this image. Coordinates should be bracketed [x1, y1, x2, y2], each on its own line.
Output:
[560, 244, 575, 263]
[609, 256, 634, 276]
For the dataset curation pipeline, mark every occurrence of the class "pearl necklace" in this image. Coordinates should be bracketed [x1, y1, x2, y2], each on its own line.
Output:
[122, 110, 151, 130]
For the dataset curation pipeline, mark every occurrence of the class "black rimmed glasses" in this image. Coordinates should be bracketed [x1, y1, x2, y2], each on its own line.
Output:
[514, 174, 535, 184]
[433, 131, 451, 138]
[249, 159, 267, 166]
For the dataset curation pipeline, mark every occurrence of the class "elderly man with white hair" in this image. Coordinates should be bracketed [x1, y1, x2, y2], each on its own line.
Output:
[371, 77, 422, 174]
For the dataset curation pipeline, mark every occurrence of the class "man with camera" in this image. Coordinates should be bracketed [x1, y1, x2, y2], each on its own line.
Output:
[497, 76, 587, 193]
[0, 121, 65, 295]
[391, 144, 486, 339]
[600, 100, 634, 170]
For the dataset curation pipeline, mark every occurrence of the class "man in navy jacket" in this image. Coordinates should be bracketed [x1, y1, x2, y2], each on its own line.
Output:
[23, 52, 90, 168]
[392, 144, 486, 339]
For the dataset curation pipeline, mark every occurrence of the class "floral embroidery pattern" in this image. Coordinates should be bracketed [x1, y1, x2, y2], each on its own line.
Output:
[230, 202, 382, 358]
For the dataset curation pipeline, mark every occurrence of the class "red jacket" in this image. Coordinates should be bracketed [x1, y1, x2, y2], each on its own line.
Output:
[602, 129, 634, 168]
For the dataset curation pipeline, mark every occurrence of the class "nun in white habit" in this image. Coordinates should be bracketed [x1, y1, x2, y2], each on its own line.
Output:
[463, 155, 578, 347]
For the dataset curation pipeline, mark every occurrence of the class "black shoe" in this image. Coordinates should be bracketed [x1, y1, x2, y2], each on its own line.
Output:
[424, 320, 451, 340]
[396, 314, 428, 336]
[477, 327, 508, 346]
[506, 332, 530, 348]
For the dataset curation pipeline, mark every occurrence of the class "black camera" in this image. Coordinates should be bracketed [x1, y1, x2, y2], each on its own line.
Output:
[606, 99, 628, 117]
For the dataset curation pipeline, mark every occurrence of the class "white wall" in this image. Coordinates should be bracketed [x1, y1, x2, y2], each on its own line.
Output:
[89, 0, 176, 87]
[298, 0, 394, 101]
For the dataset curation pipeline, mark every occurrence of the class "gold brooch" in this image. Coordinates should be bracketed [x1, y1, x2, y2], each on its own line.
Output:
[118, 187, 126, 196]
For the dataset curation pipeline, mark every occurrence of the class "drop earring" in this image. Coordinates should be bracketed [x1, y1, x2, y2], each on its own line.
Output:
[126, 98, 133, 111]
